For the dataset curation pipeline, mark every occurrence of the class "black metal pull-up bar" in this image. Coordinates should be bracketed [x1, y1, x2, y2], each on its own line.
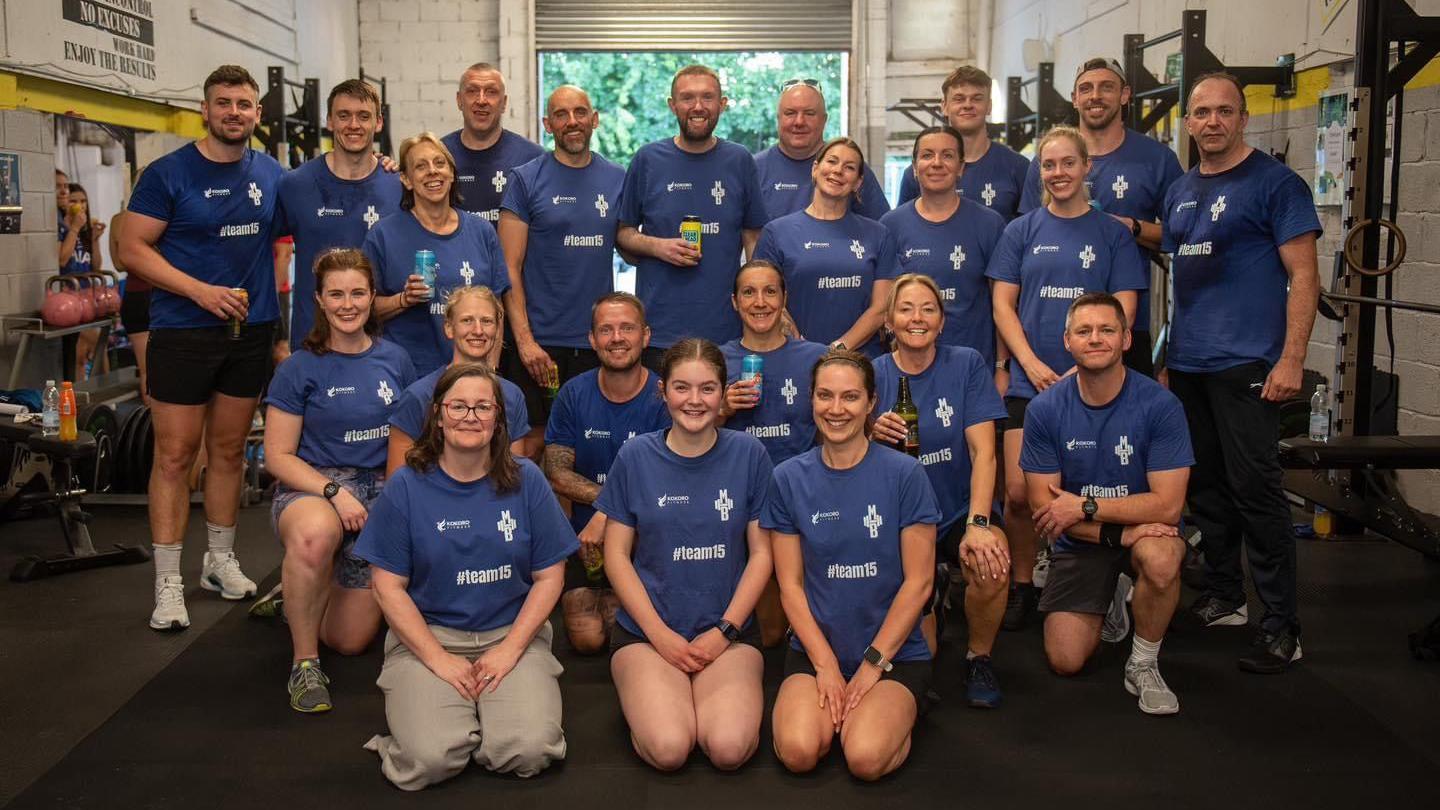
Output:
[358, 67, 393, 158]
[1004, 62, 1074, 152]
[258, 66, 321, 167]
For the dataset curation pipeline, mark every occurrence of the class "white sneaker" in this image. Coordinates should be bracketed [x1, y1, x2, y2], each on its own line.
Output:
[201, 551, 257, 600]
[1101, 573, 1134, 643]
[1124, 661, 1180, 715]
[149, 576, 191, 631]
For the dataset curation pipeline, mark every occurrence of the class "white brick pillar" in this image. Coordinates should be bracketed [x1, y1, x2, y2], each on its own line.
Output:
[498, 0, 535, 140]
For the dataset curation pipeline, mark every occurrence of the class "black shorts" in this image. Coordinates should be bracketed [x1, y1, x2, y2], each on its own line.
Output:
[1004, 395, 1031, 431]
[147, 323, 276, 405]
[609, 619, 762, 654]
[1124, 330, 1154, 378]
[119, 290, 150, 335]
[1038, 543, 1135, 615]
[500, 342, 601, 428]
[782, 646, 932, 707]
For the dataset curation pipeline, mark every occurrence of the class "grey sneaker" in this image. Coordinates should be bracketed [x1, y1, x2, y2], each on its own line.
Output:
[1101, 573, 1134, 643]
[288, 659, 333, 713]
[1124, 661, 1179, 716]
[148, 576, 190, 631]
[201, 551, 257, 600]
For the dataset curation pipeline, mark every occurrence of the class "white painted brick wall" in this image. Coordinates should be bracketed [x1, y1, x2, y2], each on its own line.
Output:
[0, 109, 65, 386]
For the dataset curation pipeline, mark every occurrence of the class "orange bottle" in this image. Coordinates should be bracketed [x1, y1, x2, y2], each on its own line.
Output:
[59, 382, 78, 441]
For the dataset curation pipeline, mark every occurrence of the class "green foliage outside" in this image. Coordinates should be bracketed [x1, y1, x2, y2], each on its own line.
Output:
[538, 51, 846, 166]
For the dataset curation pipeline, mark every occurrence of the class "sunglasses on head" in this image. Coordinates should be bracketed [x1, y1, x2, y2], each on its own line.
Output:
[781, 78, 821, 91]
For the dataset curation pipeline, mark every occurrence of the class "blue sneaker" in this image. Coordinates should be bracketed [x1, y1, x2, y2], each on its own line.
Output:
[965, 655, 1001, 709]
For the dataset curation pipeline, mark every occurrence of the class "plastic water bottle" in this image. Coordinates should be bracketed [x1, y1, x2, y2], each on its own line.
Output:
[41, 380, 60, 437]
[1309, 384, 1331, 442]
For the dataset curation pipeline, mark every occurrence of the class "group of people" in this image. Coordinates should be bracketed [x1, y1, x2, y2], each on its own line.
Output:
[109, 53, 1320, 788]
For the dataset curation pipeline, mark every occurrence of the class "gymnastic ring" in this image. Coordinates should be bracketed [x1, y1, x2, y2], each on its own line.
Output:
[1342, 218, 1406, 277]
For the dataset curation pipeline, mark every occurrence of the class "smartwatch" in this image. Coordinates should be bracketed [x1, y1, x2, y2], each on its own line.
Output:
[863, 645, 893, 672]
[830, 341, 848, 352]
[323, 481, 342, 501]
[716, 619, 741, 642]
[1082, 494, 1098, 522]
[1130, 217, 1143, 238]
[969, 514, 990, 529]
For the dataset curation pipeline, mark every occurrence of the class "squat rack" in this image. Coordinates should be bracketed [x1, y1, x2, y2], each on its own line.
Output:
[257, 66, 321, 168]
[1003, 62, 1073, 152]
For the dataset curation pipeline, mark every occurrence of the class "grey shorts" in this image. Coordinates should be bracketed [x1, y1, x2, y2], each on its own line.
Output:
[271, 465, 384, 589]
[1038, 543, 1135, 616]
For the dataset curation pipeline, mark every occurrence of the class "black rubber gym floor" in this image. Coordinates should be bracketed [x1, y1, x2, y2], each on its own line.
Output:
[2, 504, 1438, 809]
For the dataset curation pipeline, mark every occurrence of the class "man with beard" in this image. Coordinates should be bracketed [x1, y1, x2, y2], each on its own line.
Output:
[1018, 57, 1183, 379]
[275, 79, 403, 350]
[753, 79, 889, 221]
[617, 64, 768, 363]
[442, 63, 544, 224]
[120, 65, 286, 631]
[499, 85, 626, 456]
[897, 66, 1030, 221]
[543, 293, 671, 653]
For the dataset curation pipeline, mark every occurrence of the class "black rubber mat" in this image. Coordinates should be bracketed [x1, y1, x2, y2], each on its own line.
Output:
[7, 540, 1440, 809]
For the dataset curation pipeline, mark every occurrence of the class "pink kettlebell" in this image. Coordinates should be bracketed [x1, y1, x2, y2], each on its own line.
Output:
[41, 276, 85, 328]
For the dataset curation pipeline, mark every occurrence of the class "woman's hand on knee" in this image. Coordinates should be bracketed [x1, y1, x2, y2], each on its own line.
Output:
[844, 664, 883, 713]
[471, 641, 523, 693]
[815, 665, 848, 732]
[331, 489, 369, 533]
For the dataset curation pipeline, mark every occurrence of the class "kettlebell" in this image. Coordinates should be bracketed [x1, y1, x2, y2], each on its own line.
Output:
[41, 275, 85, 328]
[98, 270, 122, 315]
[73, 274, 97, 322]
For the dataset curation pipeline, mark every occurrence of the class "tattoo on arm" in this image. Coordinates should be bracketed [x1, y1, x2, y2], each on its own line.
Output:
[543, 444, 601, 505]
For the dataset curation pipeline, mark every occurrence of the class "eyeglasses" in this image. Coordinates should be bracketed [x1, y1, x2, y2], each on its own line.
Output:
[441, 400, 497, 421]
[781, 78, 821, 92]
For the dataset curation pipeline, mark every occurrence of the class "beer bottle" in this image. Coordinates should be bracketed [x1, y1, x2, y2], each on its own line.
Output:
[892, 376, 920, 458]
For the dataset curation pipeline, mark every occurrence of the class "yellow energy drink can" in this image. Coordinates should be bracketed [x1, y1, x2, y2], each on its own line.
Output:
[680, 215, 702, 255]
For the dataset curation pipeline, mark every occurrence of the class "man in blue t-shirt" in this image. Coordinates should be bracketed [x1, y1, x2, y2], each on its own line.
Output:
[276, 79, 403, 350]
[543, 293, 669, 654]
[753, 80, 889, 221]
[897, 66, 1031, 221]
[1022, 293, 1193, 715]
[1018, 57, 1185, 377]
[120, 65, 286, 633]
[1161, 73, 1321, 674]
[617, 64, 769, 359]
[440, 63, 545, 224]
[498, 85, 625, 455]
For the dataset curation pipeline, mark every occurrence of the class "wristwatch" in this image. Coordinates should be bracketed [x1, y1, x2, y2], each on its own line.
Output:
[716, 619, 741, 642]
[1130, 217, 1143, 238]
[323, 481, 342, 501]
[1082, 494, 1098, 522]
[830, 341, 848, 352]
[969, 514, 990, 528]
[863, 645, 893, 672]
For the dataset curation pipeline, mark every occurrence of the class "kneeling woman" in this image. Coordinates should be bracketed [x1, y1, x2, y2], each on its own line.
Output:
[355, 364, 577, 790]
[765, 350, 940, 781]
[264, 249, 416, 713]
[596, 338, 775, 771]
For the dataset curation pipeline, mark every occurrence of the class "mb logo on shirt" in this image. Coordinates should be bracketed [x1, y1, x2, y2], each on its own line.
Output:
[1079, 245, 1097, 270]
[714, 489, 734, 521]
[595, 194, 609, 218]
[459, 261, 475, 286]
[935, 398, 954, 428]
[711, 181, 726, 205]
[849, 240, 866, 260]
[247, 182, 263, 206]
[863, 504, 883, 539]
[363, 205, 380, 229]
[1210, 195, 1227, 221]
[376, 379, 394, 405]
[1112, 175, 1129, 199]
[1114, 435, 1134, 466]
[497, 510, 516, 542]
[980, 183, 997, 206]
[950, 245, 966, 270]
[781, 378, 798, 405]
[492, 171, 507, 193]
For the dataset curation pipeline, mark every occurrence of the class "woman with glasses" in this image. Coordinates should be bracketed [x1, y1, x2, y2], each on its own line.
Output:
[754, 137, 897, 356]
[263, 249, 417, 713]
[356, 363, 577, 790]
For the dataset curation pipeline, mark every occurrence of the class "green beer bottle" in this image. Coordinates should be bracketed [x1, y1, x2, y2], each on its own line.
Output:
[893, 375, 921, 458]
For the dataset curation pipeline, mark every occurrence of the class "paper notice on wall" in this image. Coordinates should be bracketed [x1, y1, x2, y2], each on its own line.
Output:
[1315, 91, 1348, 207]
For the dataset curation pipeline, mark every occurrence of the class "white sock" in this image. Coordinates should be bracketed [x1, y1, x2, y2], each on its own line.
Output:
[206, 522, 236, 556]
[153, 543, 182, 582]
[1129, 634, 1162, 668]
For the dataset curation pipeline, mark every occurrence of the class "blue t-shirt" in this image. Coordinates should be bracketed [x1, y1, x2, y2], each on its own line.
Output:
[752, 145, 890, 221]
[617, 138, 769, 347]
[720, 338, 829, 465]
[544, 368, 672, 532]
[500, 152, 625, 348]
[594, 429, 774, 641]
[753, 210, 898, 355]
[127, 144, 284, 328]
[389, 364, 529, 444]
[58, 221, 93, 276]
[355, 459, 578, 631]
[873, 347, 1006, 532]
[361, 210, 509, 376]
[441, 129, 545, 223]
[1019, 372, 1194, 552]
[1162, 150, 1322, 373]
[1019, 130, 1184, 334]
[880, 199, 1007, 365]
[985, 208, 1149, 399]
[897, 141, 1031, 221]
[265, 339, 416, 470]
[275, 156, 404, 349]
[761, 444, 940, 676]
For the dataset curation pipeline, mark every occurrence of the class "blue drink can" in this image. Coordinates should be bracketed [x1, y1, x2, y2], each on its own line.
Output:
[414, 249, 437, 292]
[741, 353, 763, 404]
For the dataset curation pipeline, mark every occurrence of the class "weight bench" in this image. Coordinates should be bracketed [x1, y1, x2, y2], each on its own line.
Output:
[0, 421, 150, 582]
[1279, 435, 1440, 470]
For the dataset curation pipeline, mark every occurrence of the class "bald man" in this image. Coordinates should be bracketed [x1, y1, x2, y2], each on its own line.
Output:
[498, 85, 625, 451]
[753, 80, 890, 221]
[442, 62, 545, 223]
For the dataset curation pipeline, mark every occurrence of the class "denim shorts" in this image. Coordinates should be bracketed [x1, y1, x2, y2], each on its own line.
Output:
[271, 465, 384, 589]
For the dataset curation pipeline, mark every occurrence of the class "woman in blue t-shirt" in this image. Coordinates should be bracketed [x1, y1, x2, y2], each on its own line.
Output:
[61, 183, 108, 380]
[870, 274, 1011, 708]
[355, 364, 577, 789]
[595, 338, 775, 772]
[364, 132, 509, 376]
[754, 137, 897, 355]
[985, 126, 1146, 631]
[764, 350, 940, 781]
[262, 248, 416, 713]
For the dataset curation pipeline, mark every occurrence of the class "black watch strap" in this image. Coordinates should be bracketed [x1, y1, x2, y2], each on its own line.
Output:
[323, 481, 341, 500]
[716, 619, 741, 642]
[969, 514, 989, 528]
[863, 644, 893, 672]
[1130, 217, 1143, 237]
